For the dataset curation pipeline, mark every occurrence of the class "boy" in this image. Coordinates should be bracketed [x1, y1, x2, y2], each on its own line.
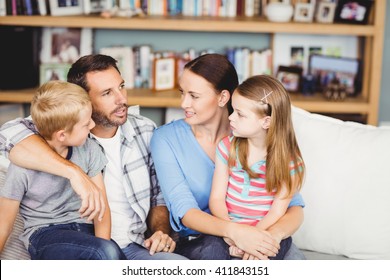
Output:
[0, 81, 125, 259]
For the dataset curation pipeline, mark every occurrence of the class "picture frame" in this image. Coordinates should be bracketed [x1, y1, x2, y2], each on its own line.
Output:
[316, 2, 336, 23]
[308, 54, 361, 96]
[293, 3, 315, 22]
[273, 33, 358, 76]
[333, 0, 373, 25]
[40, 27, 93, 64]
[99, 46, 134, 89]
[153, 57, 176, 91]
[48, 0, 84, 16]
[276, 65, 303, 92]
[39, 63, 72, 85]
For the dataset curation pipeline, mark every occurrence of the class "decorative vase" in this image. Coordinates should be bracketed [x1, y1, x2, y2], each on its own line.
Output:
[265, 2, 294, 23]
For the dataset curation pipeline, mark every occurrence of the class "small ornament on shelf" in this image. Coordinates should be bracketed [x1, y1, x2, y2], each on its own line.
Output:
[323, 78, 347, 101]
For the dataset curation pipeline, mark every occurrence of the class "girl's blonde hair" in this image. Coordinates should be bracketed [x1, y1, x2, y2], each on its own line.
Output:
[31, 80, 91, 140]
[228, 75, 305, 196]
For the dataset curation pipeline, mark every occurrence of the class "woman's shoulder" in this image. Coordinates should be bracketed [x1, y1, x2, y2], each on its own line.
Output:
[154, 119, 189, 136]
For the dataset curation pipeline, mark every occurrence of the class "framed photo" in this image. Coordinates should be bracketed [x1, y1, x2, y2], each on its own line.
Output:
[39, 63, 72, 85]
[273, 33, 358, 76]
[153, 57, 176, 91]
[316, 2, 336, 23]
[49, 0, 84, 16]
[40, 27, 92, 64]
[334, 0, 373, 25]
[276, 66, 303, 92]
[293, 3, 315, 22]
[99, 46, 134, 89]
[309, 54, 361, 96]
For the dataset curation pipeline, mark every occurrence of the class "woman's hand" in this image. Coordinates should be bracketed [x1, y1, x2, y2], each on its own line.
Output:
[227, 223, 279, 260]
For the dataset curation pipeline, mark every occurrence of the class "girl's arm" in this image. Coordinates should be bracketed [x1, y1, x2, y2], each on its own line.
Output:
[256, 184, 292, 230]
[90, 173, 111, 240]
[209, 156, 230, 221]
[267, 205, 304, 244]
[0, 198, 20, 252]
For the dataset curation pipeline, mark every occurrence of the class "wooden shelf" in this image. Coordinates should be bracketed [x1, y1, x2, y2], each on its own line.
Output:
[0, 15, 376, 36]
[0, 88, 369, 114]
[0, 1, 386, 125]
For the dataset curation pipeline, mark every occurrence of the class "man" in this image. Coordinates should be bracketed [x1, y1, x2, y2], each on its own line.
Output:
[0, 54, 186, 260]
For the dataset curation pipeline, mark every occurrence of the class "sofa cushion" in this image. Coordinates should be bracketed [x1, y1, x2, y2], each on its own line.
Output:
[292, 107, 390, 259]
[0, 155, 30, 260]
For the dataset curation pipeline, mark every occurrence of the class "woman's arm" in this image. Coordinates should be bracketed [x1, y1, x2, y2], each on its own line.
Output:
[209, 156, 230, 221]
[90, 173, 111, 240]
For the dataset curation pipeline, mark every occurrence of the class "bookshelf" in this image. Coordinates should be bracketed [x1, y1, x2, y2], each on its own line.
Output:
[0, 1, 386, 125]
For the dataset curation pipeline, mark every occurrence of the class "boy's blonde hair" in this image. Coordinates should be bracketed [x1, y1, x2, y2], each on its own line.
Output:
[31, 80, 91, 140]
[228, 75, 305, 196]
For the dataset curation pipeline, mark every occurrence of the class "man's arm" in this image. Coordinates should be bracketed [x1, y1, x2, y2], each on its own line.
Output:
[144, 205, 176, 254]
[8, 135, 105, 221]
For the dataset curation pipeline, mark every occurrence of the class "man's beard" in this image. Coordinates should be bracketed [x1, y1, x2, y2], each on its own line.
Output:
[92, 105, 128, 128]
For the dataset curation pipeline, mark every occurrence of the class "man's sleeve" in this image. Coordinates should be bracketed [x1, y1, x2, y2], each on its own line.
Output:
[0, 117, 37, 157]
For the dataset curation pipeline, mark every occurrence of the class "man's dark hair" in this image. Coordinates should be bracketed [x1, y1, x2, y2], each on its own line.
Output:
[67, 54, 120, 92]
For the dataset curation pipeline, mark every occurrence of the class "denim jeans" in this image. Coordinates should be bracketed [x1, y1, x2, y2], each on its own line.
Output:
[284, 242, 306, 260]
[175, 234, 303, 260]
[28, 223, 126, 260]
[122, 242, 188, 260]
[175, 234, 231, 260]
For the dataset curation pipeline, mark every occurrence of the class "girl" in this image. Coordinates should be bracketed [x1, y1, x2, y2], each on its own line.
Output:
[209, 75, 305, 260]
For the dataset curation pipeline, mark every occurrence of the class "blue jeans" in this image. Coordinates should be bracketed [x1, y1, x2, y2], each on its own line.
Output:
[175, 234, 231, 260]
[175, 234, 304, 260]
[284, 242, 306, 260]
[28, 223, 126, 260]
[122, 242, 188, 260]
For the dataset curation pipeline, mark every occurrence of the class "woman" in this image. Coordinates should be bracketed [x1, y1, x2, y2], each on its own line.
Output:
[150, 53, 305, 260]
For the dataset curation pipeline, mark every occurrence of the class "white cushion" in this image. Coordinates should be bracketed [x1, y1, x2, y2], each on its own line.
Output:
[0, 156, 30, 260]
[292, 107, 390, 259]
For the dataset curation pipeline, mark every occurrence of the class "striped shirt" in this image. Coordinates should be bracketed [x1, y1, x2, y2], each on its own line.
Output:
[216, 136, 298, 226]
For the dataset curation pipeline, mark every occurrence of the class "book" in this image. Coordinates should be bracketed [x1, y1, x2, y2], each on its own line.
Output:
[0, 0, 6, 16]
[37, 0, 46, 15]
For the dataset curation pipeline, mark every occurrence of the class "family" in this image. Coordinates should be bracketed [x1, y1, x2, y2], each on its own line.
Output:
[0, 53, 305, 260]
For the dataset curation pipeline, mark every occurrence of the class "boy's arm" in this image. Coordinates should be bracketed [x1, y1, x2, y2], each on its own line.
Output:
[8, 135, 105, 222]
[0, 198, 20, 252]
[209, 156, 230, 221]
[90, 173, 111, 240]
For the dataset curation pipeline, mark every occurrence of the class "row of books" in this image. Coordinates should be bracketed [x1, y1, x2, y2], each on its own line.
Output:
[99, 45, 272, 91]
[0, 0, 47, 16]
[0, 0, 267, 18]
[122, 0, 267, 17]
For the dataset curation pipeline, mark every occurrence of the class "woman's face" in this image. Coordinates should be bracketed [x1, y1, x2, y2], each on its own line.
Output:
[179, 70, 221, 126]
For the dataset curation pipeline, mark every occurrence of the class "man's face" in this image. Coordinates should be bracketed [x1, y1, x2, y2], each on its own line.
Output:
[86, 67, 128, 130]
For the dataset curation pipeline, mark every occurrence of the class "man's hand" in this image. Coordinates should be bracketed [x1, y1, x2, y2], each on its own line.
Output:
[68, 166, 105, 221]
[144, 230, 176, 255]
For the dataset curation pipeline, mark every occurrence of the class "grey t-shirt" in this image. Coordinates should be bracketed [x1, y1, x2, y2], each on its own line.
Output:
[0, 138, 107, 248]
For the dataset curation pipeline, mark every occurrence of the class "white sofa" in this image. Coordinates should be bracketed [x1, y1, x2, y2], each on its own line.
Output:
[1, 107, 390, 260]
